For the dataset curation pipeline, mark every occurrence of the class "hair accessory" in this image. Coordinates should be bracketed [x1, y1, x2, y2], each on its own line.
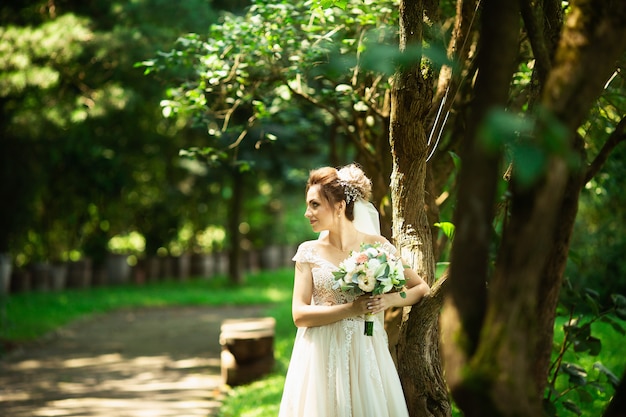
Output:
[337, 172, 361, 204]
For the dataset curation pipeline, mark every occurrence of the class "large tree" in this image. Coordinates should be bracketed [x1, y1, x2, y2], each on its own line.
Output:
[387, 0, 626, 416]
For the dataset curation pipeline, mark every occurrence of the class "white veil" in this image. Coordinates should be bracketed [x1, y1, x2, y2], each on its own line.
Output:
[352, 198, 381, 235]
[318, 198, 380, 239]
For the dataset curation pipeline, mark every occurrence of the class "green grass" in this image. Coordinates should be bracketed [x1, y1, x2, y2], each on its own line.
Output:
[0, 271, 294, 342]
[0, 269, 297, 417]
[1, 271, 622, 417]
[218, 300, 295, 417]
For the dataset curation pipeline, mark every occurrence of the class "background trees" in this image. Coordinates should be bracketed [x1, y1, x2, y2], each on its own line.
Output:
[0, 1, 218, 269]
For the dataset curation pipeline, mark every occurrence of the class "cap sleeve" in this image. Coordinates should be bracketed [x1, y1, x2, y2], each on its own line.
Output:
[381, 240, 398, 256]
[292, 241, 316, 264]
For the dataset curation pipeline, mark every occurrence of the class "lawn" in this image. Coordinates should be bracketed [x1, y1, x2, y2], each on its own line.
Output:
[0, 269, 622, 417]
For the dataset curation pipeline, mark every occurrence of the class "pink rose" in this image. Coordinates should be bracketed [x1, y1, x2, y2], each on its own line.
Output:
[355, 253, 369, 264]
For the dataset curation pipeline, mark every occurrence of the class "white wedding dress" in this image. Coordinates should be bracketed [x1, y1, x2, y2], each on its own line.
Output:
[278, 240, 410, 417]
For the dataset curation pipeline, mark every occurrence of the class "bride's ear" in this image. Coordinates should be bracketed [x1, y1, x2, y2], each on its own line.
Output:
[335, 200, 346, 216]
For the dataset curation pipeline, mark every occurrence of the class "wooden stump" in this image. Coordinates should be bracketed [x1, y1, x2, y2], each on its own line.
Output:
[219, 317, 275, 386]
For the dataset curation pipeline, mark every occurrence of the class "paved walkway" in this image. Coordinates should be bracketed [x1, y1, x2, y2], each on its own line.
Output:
[0, 305, 268, 417]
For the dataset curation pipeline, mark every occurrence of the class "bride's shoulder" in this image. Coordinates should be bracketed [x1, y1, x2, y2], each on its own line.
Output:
[361, 234, 390, 246]
[293, 240, 325, 264]
[298, 239, 323, 250]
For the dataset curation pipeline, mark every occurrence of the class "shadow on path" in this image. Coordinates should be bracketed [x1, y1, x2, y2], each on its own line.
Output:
[0, 305, 268, 417]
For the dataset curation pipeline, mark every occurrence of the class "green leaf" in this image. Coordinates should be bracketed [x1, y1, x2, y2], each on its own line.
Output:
[587, 336, 601, 356]
[511, 143, 547, 187]
[593, 362, 620, 388]
[561, 363, 587, 386]
[584, 293, 601, 316]
[616, 307, 626, 321]
[434, 222, 455, 240]
[478, 109, 534, 152]
[448, 151, 461, 170]
[611, 293, 626, 309]
[561, 400, 582, 416]
[599, 316, 625, 335]
[583, 288, 600, 299]
[588, 381, 606, 393]
[577, 389, 594, 403]
[316, 0, 348, 10]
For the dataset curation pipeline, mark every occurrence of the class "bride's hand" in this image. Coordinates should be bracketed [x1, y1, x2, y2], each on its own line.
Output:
[368, 295, 386, 314]
[353, 294, 385, 316]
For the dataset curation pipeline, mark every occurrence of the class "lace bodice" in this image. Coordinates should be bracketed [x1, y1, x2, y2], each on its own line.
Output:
[292, 240, 398, 307]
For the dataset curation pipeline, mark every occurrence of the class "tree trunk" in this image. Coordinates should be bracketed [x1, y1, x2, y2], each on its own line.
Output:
[442, 1, 626, 416]
[397, 278, 451, 417]
[442, 0, 519, 406]
[228, 168, 244, 285]
[390, 1, 450, 416]
[532, 140, 585, 394]
[531, 0, 626, 397]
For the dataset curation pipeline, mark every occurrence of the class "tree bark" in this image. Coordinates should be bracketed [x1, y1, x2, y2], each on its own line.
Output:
[441, 0, 520, 393]
[397, 279, 451, 417]
[390, 1, 450, 416]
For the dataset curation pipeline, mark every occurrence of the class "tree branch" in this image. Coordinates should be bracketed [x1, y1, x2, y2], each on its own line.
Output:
[520, 0, 553, 84]
[585, 115, 626, 183]
[428, 0, 480, 123]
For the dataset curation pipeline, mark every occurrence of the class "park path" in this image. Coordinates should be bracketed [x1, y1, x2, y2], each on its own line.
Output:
[0, 305, 268, 417]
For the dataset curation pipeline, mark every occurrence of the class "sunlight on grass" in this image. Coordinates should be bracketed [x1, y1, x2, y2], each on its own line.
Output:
[0, 270, 293, 342]
[218, 374, 284, 417]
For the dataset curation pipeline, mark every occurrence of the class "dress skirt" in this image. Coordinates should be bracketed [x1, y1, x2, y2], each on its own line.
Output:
[278, 313, 409, 417]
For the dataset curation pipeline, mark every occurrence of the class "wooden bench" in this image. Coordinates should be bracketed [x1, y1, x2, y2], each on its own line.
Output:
[219, 317, 275, 386]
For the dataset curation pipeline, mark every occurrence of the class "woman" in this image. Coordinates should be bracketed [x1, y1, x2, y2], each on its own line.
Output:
[278, 164, 430, 417]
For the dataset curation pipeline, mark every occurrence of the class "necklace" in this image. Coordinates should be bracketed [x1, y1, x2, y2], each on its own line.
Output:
[328, 234, 360, 253]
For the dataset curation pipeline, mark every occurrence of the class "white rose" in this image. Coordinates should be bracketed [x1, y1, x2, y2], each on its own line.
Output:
[342, 258, 357, 274]
[366, 258, 381, 272]
[358, 274, 376, 292]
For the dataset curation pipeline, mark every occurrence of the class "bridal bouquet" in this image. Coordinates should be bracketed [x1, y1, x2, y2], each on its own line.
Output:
[332, 242, 407, 336]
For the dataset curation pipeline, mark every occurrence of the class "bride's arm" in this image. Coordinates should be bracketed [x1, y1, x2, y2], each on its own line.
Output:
[291, 261, 369, 328]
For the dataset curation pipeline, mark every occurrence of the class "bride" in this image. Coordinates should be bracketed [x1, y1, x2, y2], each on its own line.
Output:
[278, 164, 430, 417]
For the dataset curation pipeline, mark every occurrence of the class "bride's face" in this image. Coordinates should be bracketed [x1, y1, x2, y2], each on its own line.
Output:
[305, 184, 338, 232]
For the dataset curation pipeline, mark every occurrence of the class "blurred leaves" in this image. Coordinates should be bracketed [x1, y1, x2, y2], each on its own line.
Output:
[545, 277, 625, 415]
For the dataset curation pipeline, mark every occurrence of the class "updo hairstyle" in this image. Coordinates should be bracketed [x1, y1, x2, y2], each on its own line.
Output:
[306, 164, 372, 221]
